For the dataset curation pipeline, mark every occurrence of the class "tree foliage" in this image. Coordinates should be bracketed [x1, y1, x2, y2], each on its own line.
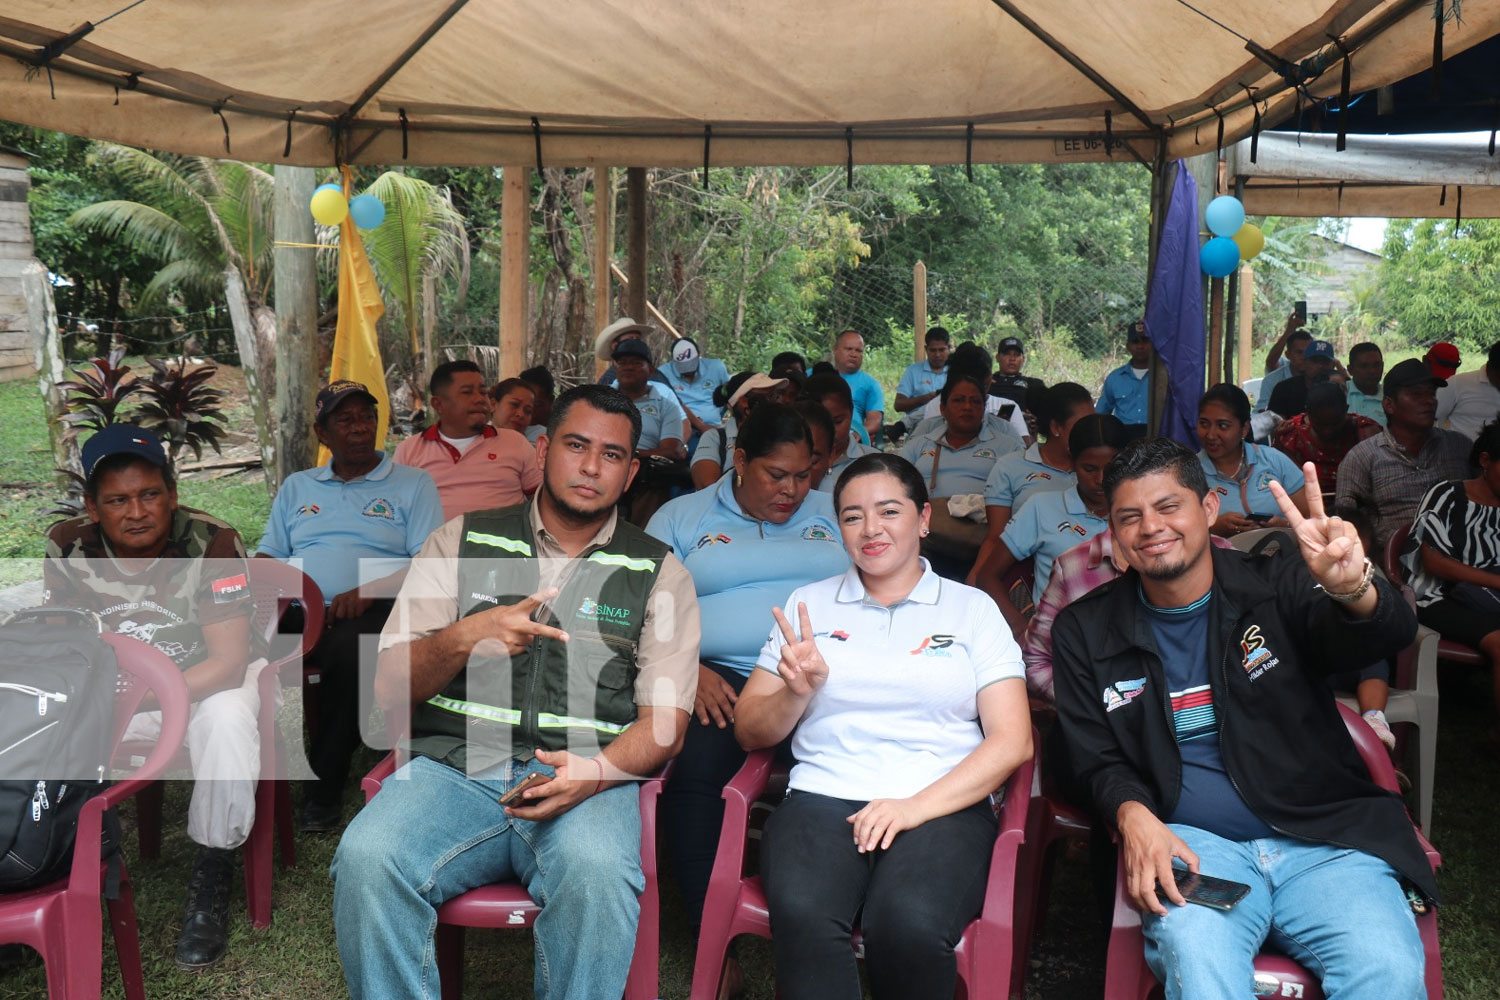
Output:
[1380, 218, 1500, 353]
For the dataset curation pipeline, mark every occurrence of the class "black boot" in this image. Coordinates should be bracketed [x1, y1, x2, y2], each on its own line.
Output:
[174, 846, 234, 970]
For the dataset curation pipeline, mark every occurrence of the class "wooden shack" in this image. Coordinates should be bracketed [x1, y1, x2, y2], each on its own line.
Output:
[0, 145, 37, 383]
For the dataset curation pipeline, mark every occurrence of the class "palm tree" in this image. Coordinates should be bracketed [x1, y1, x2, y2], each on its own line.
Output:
[68, 144, 277, 470]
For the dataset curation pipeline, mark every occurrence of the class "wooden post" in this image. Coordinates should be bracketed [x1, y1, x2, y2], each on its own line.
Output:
[1238, 264, 1255, 390]
[21, 260, 70, 479]
[912, 261, 927, 362]
[223, 266, 277, 479]
[500, 165, 529, 378]
[421, 273, 437, 379]
[1207, 277, 1224, 387]
[272, 165, 319, 489]
[626, 168, 647, 323]
[594, 165, 614, 379]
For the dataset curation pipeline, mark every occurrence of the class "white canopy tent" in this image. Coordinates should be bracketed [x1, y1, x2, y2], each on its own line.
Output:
[1, 1, 1497, 168]
[1236, 130, 1500, 218]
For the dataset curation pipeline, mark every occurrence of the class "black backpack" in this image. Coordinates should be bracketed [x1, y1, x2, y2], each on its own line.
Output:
[0, 607, 120, 891]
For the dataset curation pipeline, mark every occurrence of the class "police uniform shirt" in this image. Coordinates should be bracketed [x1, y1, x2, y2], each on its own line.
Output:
[257, 450, 445, 602]
[982, 442, 1076, 511]
[898, 423, 1011, 497]
[896, 360, 948, 426]
[754, 559, 1023, 800]
[1096, 363, 1150, 425]
[1196, 442, 1306, 518]
[646, 472, 849, 675]
[1000, 486, 1109, 595]
[628, 381, 690, 450]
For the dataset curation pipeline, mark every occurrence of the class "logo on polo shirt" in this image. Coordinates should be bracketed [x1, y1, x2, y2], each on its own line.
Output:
[362, 498, 395, 519]
[1255, 471, 1276, 492]
[1241, 624, 1280, 681]
[973, 448, 997, 460]
[1212, 485, 1230, 497]
[814, 630, 851, 641]
[695, 533, 732, 549]
[1023, 471, 1052, 483]
[638, 402, 660, 417]
[1055, 520, 1088, 536]
[578, 598, 631, 625]
[802, 524, 835, 541]
[1103, 677, 1148, 712]
[909, 634, 955, 656]
[295, 503, 320, 516]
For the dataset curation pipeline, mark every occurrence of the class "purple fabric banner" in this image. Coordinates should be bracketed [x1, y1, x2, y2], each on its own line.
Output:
[1144, 160, 1205, 447]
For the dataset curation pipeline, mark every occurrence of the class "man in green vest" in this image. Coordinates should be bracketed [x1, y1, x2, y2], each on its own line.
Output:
[331, 384, 701, 1000]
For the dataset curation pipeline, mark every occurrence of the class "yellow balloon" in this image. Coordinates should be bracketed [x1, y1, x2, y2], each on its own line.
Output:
[309, 188, 348, 226]
[1232, 223, 1264, 261]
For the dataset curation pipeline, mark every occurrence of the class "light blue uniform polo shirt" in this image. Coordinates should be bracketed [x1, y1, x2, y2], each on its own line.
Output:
[1346, 385, 1387, 426]
[896, 361, 948, 426]
[911, 410, 1026, 451]
[690, 415, 738, 468]
[982, 442, 1076, 511]
[628, 382, 690, 450]
[841, 370, 885, 445]
[665, 358, 731, 427]
[646, 472, 849, 676]
[1196, 441, 1306, 517]
[1096, 363, 1150, 425]
[257, 451, 444, 602]
[822, 439, 883, 493]
[1001, 486, 1109, 595]
[898, 423, 1012, 497]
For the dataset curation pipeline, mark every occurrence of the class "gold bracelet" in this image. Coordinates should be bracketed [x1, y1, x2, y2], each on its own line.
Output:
[1322, 558, 1375, 603]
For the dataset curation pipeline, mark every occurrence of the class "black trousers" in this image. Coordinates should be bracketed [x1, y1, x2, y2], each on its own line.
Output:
[659, 662, 756, 932]
[282, 599, 394, 808]
[761, 789, 996, 1000]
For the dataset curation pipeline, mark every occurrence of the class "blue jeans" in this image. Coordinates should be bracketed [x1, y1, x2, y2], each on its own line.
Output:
[331, 755, 644, 1000]
[1142, 825, 1424, 1000]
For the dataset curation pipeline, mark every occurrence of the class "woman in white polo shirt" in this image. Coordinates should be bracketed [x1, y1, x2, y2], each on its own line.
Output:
[735, 453, 1032, 1000]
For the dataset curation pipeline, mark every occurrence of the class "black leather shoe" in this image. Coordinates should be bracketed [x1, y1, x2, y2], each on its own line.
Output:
[301, 797, 342, 833]
[174, 847, 233, 970]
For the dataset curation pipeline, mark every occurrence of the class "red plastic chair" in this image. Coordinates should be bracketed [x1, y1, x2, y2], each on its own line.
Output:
[0, 634, 190, 1000]
[129, 560, 324, 928]
[1385, 523, 1484, 667]
[689, 736, 1037, 1000]
[1102, 703, 1444, 1000]
[362, 750, 669, 1000]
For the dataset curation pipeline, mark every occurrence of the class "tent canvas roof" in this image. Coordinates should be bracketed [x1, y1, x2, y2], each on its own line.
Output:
[1, 1, 1497, 167]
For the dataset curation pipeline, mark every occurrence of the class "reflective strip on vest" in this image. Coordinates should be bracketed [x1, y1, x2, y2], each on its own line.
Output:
[464, 531, 532, 555]
[587, 551, 655, 572]
[428, 696, 627, 736]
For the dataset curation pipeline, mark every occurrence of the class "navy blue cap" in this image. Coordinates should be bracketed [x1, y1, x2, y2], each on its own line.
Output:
[81, 423, 166, 479]
[612, 338, 654, 364]
[997, 337, 1024, 353]
[314, 380, 378, 425]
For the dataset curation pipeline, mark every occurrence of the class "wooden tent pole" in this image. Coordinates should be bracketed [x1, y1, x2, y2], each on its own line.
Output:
[626, 168, 647, 324]
[594, 165, 613, 378]
[272, 164, 319, 488]
[500, 164, 529, 377]
[913, 261, 927, 362]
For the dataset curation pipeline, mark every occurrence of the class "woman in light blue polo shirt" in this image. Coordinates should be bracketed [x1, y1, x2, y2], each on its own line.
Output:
[1196, 383, 1308, 537]
[645, 403, 849, 949]
[897, 372, 1014, 498]
[976, 414, 1129, 635]
[734, 452, 1030, 1000]
[806, 372, 880, 487]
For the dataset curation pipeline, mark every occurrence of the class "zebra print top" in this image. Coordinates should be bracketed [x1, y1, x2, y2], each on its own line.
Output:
[1408, 479, 1500, 607]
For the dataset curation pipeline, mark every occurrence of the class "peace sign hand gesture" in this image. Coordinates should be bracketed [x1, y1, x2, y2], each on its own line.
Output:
[771, 602, 830, 698]
[1267, 463, 1368, 597]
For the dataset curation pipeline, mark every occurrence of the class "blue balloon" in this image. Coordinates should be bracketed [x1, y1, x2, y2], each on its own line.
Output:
[314, 182, 343, 195]
[1205, 195, 1246, 237]
[1200, 236, 1240, 278]
[349, 194, 386, 229]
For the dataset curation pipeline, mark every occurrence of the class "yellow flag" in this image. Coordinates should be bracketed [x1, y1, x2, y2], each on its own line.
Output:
[317, 172, 388, 465]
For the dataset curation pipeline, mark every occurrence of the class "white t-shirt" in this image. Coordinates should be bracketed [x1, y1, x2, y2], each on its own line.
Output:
[438, 432, 479, 454]
[755, 560, 1024, 800]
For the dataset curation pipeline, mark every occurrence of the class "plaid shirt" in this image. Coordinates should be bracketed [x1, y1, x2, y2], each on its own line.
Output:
[1023, 530, 1231, 703]
[1272, 413, 1381, 497]
[1335, 427, 1474, 552]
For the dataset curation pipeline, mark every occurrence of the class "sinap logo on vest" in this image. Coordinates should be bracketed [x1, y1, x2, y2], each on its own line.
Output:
[577, 597, 632, 625]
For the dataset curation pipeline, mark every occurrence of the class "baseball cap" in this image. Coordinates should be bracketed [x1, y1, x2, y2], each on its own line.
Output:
[594, 317, 653, 361]
[1383, 358, 1447, 397]
[81, 423, 167, 479]
[314, 380, 378, 425]
[1305, 340, 1335, 362]
[612, 338, 654, 365]
[670, 337, 701, 374]
[997, 337, 1024, 354]
[727, 372, 789, 409]
[1126, 321, 1150, 343]
[1425, 341, 1461, 378]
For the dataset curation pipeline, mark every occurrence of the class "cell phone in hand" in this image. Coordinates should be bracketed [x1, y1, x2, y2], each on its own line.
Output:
[499, 771, 549, 806]
[1244, 512, 1273, 524]
[1158, 867, 1251, 911]
[1293, 300, 1307, 325]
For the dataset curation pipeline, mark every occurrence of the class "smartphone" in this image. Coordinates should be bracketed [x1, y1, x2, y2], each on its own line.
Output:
[1293, 300, 1307, 325]
[498, 771, 549, 806]
[1244, 512, 1273, 524]
[1158, 867, 1252, 911]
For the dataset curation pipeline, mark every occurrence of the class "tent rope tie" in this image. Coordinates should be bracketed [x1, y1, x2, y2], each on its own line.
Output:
[1212, 107, 1223, 159]
[845, 127, 854, 190]
[1455, 185, 1462, 228]
[1439, 184, 1446, 206]
[965, 122, 974, 180]
[212, 100, 231, 154]
[1330, 36, 1352, 152]
[1105, 110, 1115, 157]
[400, 108, 410, 160]
[1337, 180, 1345, 215]
[284, 107, 300, 158]
[531, 116, 544, 173]
[703, 124, 712, 190]
[1431, 0, 1445, 100]
[1243, 87, 1261, 163]
[34, 1, 147, 98]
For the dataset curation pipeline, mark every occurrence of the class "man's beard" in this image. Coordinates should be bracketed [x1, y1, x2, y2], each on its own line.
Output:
[1138, 534, 1206, 582]
[541, 474, 614, 526]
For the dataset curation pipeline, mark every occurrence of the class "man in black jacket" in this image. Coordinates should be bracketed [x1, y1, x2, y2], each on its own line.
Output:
[1053, 437, 1430, 1000]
